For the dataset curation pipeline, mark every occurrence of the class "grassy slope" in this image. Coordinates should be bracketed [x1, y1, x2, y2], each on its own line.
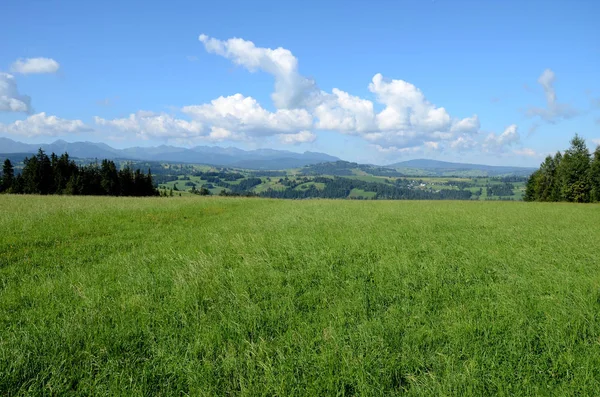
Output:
[1, 196, 600, 395]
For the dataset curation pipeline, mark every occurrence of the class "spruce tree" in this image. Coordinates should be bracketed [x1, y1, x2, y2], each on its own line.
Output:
[100, 159, 120, 196]
[2, 159, 15, 192]
[590, 145, 600, 202]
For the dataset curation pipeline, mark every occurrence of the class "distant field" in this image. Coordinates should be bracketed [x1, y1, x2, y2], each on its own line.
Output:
[2, 196, 600, 395]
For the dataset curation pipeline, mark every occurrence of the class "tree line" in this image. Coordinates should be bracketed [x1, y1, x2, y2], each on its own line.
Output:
[524, 135, 600, 203]
[0, 149, 158, 196]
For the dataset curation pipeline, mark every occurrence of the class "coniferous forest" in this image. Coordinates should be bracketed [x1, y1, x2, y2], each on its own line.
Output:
[0, 149, 158, 196]
[524, 135, 600, 203]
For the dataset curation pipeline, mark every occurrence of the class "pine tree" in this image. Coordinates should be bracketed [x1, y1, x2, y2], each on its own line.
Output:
[1, 159, 15, 192]
[21, 155, 39, 194]
[119, 166, 134, 196]
[590, 145, 600, 202]
[524, 170, 541, 201]
[550, 152, 563, 201]
[100, 159, 120, 196]
[36, 149, 54, 194]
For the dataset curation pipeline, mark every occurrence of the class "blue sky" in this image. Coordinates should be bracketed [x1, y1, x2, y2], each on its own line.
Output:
[1, 0, 599, 166]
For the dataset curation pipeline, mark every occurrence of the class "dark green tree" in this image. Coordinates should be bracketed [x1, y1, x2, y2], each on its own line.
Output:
[590, 145, 600, 202]
[524, 170, 541, 202]
[36, 149, 54, 194]
[100, 159, 120, 196]
[21, 154, 39, 194]
[1, 159, 15, 192]
[119, 166, 134, 196]
[53, 153, 78, 194]
[537, 155, 558, 201]
[556, 134, 591, 203]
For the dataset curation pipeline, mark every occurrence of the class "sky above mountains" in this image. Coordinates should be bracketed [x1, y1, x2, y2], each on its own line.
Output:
[1, 0, 599, 166]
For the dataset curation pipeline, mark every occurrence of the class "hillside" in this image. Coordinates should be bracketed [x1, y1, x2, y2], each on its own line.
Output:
[388, 158, 536, 177]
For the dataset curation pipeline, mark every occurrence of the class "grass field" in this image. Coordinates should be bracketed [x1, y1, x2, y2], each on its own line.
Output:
[2, 196, 600, 395]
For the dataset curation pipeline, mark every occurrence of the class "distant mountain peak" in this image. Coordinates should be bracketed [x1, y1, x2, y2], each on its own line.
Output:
[0, 138, 341, 170]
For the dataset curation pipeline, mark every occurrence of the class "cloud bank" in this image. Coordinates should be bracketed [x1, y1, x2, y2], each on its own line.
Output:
[93, 34, 523, 152]
[0, 112, 91, 137]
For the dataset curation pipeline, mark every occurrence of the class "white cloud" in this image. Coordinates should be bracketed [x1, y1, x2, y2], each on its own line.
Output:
[484, 124, 520, 149]
[182, 93, 312, 136]
[10, 58, 60, 74]
[278, 130, 316, 144]
[591, 138, 600, 146]
[197, 34, 497, 152]
[94, 111, 203, 140]
[199, 34, 317, 109]
[374, 141, 439, 154]
[206, 126, 246, 142]
[0, 72, 31, 112]
[449, 136, 478, 151]
[314, 88, 375, 133]
[96, 94, 313, 144]
[374, 145, 419, 154]
[370, 73, 451, 133]
[450, 115, 480, 134]
[0, 112, 91, 137]
[313, 74, 480, 147]
[526, 69, 578, 122]
[513, 148, 538, 157]
[312, 74, 480, 149]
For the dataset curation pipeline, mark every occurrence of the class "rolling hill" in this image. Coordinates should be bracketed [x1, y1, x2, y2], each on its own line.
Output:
[388, 158, 536, 177]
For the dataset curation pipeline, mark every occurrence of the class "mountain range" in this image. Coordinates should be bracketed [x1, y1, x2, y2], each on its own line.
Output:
[0, 138, 536, 175]
[0, 138, 339, 169]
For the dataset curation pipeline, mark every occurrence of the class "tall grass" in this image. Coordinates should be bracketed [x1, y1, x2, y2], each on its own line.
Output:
[1, 196, 599, 395]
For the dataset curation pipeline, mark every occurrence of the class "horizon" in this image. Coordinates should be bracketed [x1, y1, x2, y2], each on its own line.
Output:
[0, 136, 540, 169]
[1, 0, 599, 167]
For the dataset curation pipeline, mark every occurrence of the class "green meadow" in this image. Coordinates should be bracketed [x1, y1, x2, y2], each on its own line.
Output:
[1, 195, 600, 395]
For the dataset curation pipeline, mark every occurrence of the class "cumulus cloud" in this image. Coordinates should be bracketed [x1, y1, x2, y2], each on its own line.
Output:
[448, 136, 478, 151]
[196, 34, 525, 153]
[450, 115, 480, 134]
[0, 112, 91, 137]
[90, 33, 514, 152]
[182, 93, 312, 136]
[0, 72, 31, 112]
[526, 69, 578, 122]
[592, 138, 600, 146]
[278, 130, 316, 144]
[312, 74, 480, 149]
[314, 88, 375, 133]
[11, 58, 60, 74]
[484, 124, 520, 149]
[94, 111, 204, 140]
[199, 34, 318, 109]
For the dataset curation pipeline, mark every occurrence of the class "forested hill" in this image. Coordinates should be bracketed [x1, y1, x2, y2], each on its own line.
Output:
[301, 160, 534, 178]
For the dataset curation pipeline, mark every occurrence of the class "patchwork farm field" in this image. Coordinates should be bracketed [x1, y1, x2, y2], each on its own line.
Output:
[1, 196, 600, 395]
